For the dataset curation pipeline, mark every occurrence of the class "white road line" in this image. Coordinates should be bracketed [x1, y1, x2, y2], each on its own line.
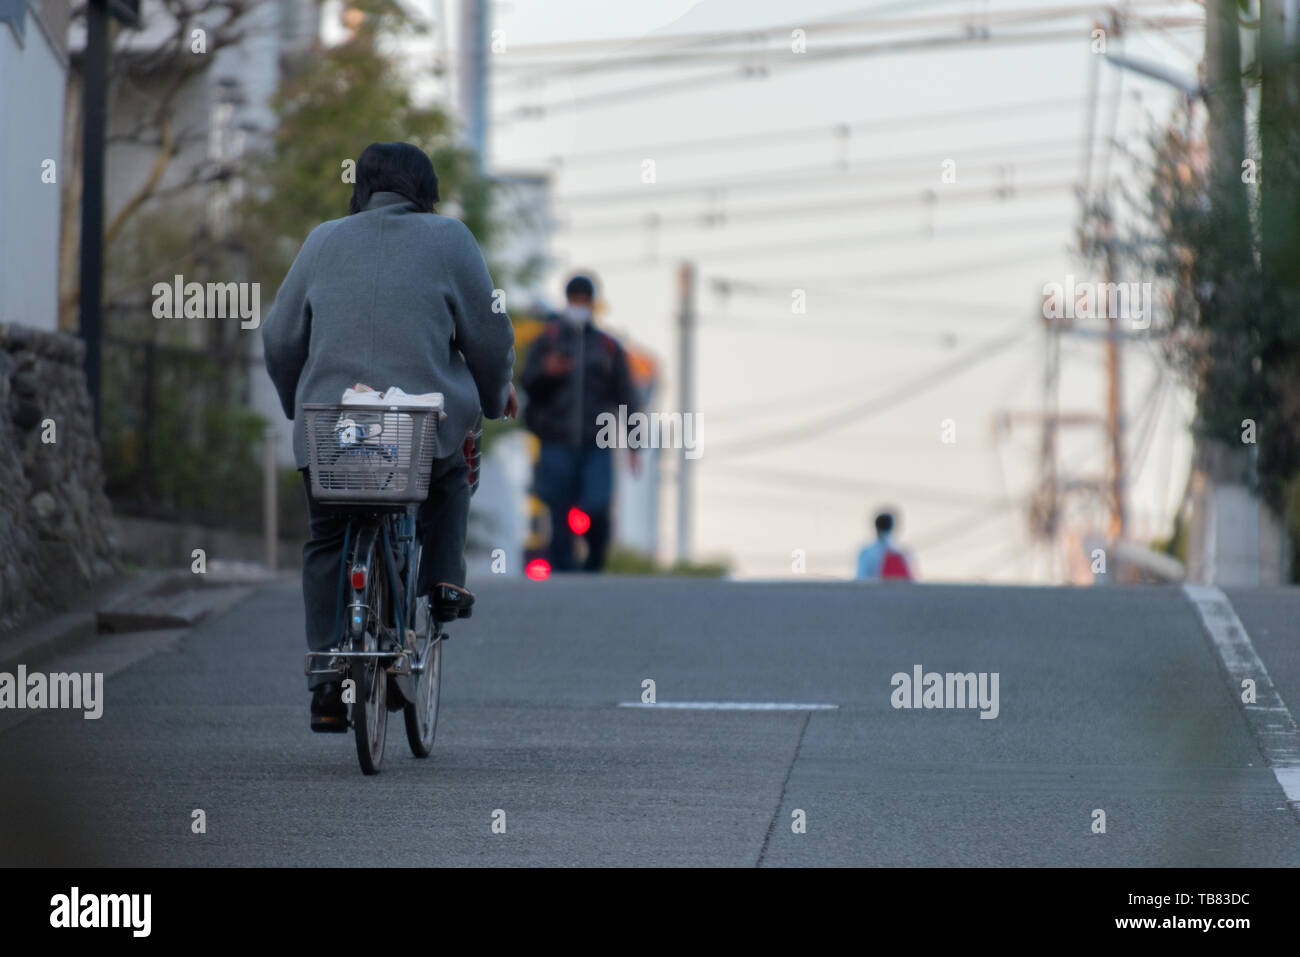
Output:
[1183, 584, 1300, 807]
[617, 702, 839, 711]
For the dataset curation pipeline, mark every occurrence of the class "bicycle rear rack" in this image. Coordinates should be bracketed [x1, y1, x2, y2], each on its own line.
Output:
[304, 632, 443, 679]
[305, 649, 413, 678]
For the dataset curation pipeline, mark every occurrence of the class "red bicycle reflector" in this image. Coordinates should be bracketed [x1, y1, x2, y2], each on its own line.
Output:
[567, 507, 591, 536]
[351, 567, 366, 590]
[525, 558, 551, 581]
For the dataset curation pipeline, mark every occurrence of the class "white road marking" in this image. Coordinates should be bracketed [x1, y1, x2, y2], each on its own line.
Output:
[618, 701, 838, 711]
[1183, 584, 1300, 807]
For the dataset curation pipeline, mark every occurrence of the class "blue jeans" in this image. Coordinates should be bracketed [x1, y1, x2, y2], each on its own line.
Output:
[533, 443, 613, 572]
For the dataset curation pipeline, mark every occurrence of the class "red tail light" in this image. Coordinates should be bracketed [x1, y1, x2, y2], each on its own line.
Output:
[525, 558, 551, 581]
[568, 507, 591, 536]
[351, 567, 366, 590]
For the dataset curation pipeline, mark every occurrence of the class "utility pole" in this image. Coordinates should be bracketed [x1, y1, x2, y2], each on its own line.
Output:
[433, 0, 451, 101]
[79, 0, 109, 438]
[78, 0, 138, 438]
[1101, 208, 1126, 547]
[676, 261, 695, 564]
[1205, 0, 1256, 583]
[458, 0, 489, 170]
[1260, 0, 1300, 288]
[1206, 0, 1253, 257]
[1040, 310, 1060, 578]
[1259, 1, 1300, 585]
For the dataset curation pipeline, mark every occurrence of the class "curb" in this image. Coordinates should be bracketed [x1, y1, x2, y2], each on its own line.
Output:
[97, 570, 203, 633]
[0, 569, 206, 674]
[0, 610, 99, 676]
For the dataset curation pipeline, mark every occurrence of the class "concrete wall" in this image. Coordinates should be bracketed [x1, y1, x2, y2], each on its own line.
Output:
[1182, 440, 1291, 587]
[112, 514, 303, 571]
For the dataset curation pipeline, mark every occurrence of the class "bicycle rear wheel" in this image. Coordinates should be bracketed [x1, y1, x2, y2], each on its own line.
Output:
[404, 596, 441, 757]
[351, 533, 388, 775]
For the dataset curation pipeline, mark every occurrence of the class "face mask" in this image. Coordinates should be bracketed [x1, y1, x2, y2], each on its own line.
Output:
[562, 304, 592, 326]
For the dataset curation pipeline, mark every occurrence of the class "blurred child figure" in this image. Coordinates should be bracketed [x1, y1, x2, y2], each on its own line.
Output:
[856, 510, 914, 581]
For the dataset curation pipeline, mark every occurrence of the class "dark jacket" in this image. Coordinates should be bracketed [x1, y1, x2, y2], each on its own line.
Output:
[520, 318, 635, 446]
[261, 191, 515, 467]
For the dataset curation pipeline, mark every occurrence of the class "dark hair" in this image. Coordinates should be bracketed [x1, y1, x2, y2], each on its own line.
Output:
[874, 512, 895, 534]
[565, 274, 596, 301]
[349, 142, 439, 215]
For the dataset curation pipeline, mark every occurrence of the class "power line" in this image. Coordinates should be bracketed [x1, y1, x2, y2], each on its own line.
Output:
[555, 136, 1111, 207]
[497, 67, 747, 124]
[492, 19, 1203, 123]
[492, 4, 1203, 78]
[708, 322, 1032, 457]
[496, 23, 1199, 78]
[701, 288, 1023, 315]
[699, 302, 1016, 325]
[558, 177, 1079, 236]
[702, 244, 1073, 293]
[1123, 367, 1169, 485]
[484, 0, 965, 59]
[704, 462, 1020, 507]
[702, 360, 988, 421]
[909, 497, 1029, 552]
[581, 212, 1072, 270]
[699, 334, 1038, 433]
[698, 317, 1019, 344]
[590, 242, 1071, 276]
[655, 243, 1071, 287]
[510, 94, 1090, 169]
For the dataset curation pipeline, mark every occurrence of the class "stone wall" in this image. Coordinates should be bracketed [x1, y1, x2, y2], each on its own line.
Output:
[0, 322, 121, 630]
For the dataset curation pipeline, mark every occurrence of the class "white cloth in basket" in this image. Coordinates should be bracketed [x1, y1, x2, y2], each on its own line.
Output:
[332, 386, 442, 472]
[341, 384, 445, 411]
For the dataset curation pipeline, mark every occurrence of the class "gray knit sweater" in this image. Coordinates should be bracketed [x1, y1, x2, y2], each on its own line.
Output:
[261, 191, 516, 468]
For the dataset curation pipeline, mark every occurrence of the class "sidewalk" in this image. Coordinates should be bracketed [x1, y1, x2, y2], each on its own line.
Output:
[0, 564, 292, 674]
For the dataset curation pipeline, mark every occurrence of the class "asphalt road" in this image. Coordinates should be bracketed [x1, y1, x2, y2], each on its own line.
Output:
[3, 576, 1299, 866]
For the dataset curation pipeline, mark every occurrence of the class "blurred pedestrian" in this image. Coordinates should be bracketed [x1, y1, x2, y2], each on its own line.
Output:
[856, 510, 914, 581]
[520, 273, 638, 572]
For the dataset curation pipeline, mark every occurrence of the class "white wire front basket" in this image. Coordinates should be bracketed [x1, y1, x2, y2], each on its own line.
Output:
[303, 403, 440, 504]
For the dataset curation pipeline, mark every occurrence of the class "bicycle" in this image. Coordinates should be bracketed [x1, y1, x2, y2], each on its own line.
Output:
[301, 398, 478, 775]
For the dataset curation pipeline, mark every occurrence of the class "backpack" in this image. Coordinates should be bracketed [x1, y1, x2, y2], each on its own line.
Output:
[881, 549, 912, 580]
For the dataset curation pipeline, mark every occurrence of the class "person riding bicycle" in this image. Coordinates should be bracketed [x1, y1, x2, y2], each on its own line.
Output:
[262, 142, 516, 732]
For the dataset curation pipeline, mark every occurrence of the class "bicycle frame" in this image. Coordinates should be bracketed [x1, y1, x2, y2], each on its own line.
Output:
[304, 505, 440, 693]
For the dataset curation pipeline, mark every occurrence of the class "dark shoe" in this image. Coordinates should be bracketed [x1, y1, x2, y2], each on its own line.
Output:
[310, 681, 348, 733]
[432, 583, 475, 623]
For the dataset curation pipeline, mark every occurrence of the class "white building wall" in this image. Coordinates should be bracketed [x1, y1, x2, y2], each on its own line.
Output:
[0, 1, 67, 331]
